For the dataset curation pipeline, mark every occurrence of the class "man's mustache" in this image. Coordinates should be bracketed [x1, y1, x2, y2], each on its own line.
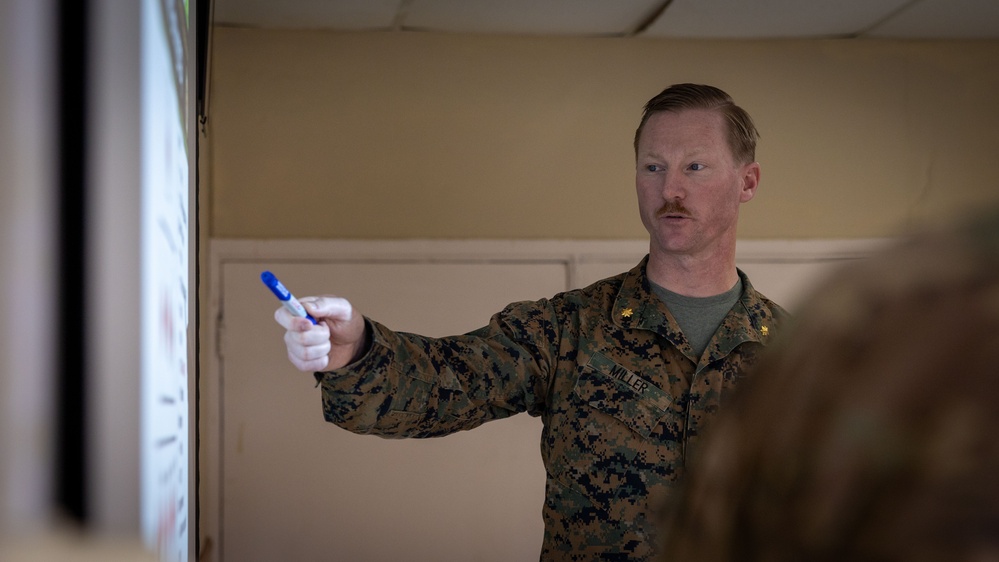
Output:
[656, 200, 692, 218]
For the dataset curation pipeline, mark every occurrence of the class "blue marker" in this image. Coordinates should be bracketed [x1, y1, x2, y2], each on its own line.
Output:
[261, 271, 317, 324]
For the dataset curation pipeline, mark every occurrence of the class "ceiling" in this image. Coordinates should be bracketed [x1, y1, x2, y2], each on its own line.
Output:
[212, 0, 999, 40]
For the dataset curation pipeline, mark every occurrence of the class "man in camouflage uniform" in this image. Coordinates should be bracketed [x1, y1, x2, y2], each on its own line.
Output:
[276, 83, 787, 560]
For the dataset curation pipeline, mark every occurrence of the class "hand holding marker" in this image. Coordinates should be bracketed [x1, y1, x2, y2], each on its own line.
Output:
[261, 271, 317, 325]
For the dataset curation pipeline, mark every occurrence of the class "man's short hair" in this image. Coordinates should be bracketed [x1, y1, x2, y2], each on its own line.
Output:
[634, 83, 759, 165]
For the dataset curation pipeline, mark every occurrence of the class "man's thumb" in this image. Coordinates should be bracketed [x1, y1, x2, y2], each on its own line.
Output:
[306, 296, 353, 322]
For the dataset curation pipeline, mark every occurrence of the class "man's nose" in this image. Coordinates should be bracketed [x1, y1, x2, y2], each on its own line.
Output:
[661, 170, 686, 200]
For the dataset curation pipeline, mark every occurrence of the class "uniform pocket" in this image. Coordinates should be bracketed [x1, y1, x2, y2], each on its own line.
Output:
[573, 352, 676, 439]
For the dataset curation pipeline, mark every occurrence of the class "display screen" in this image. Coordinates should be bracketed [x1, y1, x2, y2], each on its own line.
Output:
[139, 0, 191, 559]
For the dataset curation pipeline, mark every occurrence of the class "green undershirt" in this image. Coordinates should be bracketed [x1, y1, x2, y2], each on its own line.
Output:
[650, 278, 743, 358]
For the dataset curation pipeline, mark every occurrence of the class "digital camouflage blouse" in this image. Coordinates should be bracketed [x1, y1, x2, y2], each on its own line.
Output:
[314, 257, 787, 561]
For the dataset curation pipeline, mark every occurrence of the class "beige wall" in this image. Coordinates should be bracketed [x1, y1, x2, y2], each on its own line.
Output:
[205, 28, 999, 240]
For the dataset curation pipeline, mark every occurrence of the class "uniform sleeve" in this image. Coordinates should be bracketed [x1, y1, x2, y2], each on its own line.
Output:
[313, 299, 559, 438]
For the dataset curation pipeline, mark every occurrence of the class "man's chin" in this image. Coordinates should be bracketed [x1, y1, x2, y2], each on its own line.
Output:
[650, 238, 695, 257]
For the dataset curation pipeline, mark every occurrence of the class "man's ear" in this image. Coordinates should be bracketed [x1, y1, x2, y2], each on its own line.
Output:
[740, 162, 761, 203]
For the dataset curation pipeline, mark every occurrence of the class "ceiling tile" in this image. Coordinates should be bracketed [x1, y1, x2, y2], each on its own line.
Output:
[214, 0, 401, 30]
[640, 0, 913, 39]
[404, 0, 665, 36]
[212, 0, 999, 39]
[864, 0, 999, 38]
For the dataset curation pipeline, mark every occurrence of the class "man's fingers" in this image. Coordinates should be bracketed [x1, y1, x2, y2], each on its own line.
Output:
[284, 323, 330, 346]
[287, 349, 329, 372]
[283, 323, 331, 372]
[273, 306, 316, 330]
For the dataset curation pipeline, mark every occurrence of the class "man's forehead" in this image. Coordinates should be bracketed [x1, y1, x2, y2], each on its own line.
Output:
[639, 111, 728, 146]
[645, 108, 726, 127]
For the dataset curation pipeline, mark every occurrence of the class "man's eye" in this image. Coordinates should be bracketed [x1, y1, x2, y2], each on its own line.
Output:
[689, 163, 705, 171]
[645, 164, 661, 172]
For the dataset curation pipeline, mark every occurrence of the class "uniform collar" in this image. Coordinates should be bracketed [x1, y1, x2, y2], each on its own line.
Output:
[612, 256, 681, 337]
[613, 256, 778, 364]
